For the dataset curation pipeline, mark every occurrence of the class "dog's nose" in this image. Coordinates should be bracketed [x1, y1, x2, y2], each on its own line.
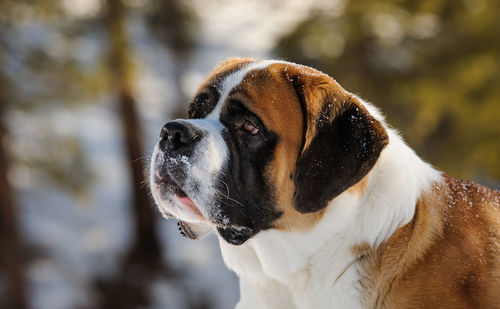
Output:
[159, 121, 201, 153]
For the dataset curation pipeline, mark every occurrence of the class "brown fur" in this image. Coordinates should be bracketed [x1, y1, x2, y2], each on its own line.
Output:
[356, 175, 500, 308]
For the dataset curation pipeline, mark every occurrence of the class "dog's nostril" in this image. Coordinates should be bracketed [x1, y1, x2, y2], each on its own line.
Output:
[180, 132, 198, 144]
[160, 125, 169, 139]
[170, 131, 184, 148]
[159, 121, 201, 152]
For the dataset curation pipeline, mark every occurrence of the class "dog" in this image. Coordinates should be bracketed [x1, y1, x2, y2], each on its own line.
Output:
[150, 58, 500, 308]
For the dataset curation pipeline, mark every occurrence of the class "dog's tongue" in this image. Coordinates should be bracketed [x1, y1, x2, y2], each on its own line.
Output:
[176, 195, 196, 208]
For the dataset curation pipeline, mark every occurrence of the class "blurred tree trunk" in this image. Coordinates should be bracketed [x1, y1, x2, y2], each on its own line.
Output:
[97, 0, 164, 306]
[0, 84, 27, 308]
[105, 0, 160, 260]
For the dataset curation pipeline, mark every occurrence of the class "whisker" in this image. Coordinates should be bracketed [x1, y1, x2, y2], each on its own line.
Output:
[220, 180, 231, 197]
[215, 191, 248, 209]
[133, 155, 151, 163]
[139, 179, 150, 189]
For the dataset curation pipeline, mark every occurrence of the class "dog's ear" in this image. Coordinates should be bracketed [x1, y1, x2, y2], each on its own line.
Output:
[288, 69, 388, 213]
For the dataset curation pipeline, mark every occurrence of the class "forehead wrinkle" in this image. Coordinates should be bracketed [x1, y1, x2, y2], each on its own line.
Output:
[228, 87, 252, 104]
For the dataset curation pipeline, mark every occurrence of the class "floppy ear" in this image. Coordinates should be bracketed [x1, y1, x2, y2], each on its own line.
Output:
[290, 71, 389, 213]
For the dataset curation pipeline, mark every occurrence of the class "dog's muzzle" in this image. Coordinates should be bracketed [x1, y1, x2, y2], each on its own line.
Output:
[151, 120, 207, 223]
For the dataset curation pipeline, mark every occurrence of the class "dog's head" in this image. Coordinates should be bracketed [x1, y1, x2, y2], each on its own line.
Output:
[150, 58, 388, 245]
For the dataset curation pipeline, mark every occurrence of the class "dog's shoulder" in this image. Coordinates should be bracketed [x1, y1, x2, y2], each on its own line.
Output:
[359, 175, 500, 308]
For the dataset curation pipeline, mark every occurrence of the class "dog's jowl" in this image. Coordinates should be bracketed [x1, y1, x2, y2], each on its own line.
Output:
[150, 58, 500, 309]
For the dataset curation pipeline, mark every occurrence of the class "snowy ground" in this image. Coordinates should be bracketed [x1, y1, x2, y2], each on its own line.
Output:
[12, 1, 341, 308]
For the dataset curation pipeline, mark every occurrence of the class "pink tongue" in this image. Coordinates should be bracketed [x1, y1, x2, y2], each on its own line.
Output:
[175, 195, 202, 216]
[177, 196, 195, 207]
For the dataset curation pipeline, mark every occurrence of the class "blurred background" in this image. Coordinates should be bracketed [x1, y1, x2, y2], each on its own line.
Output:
[0, 0, 498, 308]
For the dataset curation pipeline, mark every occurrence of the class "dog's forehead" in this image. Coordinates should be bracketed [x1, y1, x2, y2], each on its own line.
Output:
[205, 60, 281, 119]
[236, 63, 307, 144]
[201, 61, 304, 130]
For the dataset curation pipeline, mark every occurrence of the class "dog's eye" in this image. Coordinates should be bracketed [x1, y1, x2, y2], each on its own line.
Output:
[241, 120, 259, 135]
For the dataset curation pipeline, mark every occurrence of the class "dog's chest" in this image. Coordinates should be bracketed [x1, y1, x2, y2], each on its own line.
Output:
[219, 234, 364, 309]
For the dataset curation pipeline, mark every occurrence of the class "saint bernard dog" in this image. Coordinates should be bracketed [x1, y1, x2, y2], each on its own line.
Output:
[150, 58, 500, 308]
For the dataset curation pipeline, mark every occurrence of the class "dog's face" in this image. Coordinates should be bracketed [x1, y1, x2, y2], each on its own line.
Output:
[150, 58, 388, 245]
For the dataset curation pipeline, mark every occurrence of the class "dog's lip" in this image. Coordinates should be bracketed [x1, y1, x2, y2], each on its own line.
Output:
[174, 195, 204, 218]
[154, 170, 205, 220]
[154, 171, 187, 197]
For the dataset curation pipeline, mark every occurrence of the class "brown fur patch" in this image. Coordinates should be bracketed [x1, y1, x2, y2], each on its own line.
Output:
[357, 175, 500, 308]
[278, 64, 352, 153]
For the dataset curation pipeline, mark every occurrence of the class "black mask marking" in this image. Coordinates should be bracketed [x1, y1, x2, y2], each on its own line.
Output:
[211, 101, 282, 245]
[188, 86, 220, 119]
[217, 226, 253, 245]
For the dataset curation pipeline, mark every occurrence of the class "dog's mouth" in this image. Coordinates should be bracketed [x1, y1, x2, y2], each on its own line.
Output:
[153, 170, 204, 220]
[152, 169, 258, 245]
[154, 171, 187, 197]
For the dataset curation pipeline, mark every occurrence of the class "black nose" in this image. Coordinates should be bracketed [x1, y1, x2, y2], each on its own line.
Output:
[159, 121, 201, 153]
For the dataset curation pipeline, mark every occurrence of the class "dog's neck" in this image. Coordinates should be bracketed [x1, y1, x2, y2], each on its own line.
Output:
[219, 128, 441, 284]
[355, 128, 442, 246]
